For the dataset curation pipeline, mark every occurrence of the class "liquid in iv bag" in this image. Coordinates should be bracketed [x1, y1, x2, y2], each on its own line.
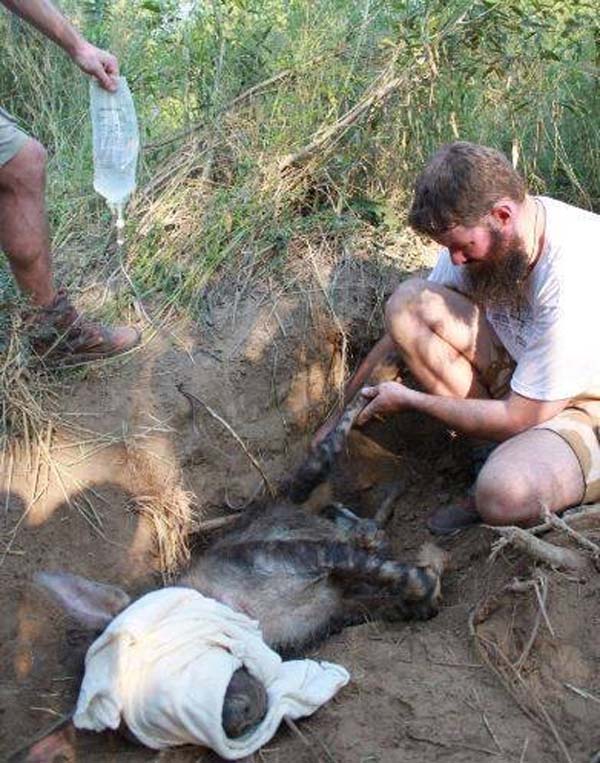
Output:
[89, 77, 139, 246]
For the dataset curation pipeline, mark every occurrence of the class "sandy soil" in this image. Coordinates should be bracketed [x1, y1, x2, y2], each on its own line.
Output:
[1, 249, 599, 763]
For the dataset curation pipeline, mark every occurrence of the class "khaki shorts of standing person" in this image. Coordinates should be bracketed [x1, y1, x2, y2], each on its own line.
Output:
[0, 106, 29, 167]
[481, 331, 600, 504]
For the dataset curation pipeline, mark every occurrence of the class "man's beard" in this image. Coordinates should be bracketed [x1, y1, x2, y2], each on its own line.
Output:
[464, 227, 531, 311]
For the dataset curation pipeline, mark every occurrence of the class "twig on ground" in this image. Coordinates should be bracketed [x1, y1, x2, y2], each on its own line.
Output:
[487, 525, 588, 572]
[3, 448, 14, 513]
[471, 578, 537, 629]
[563, 683, 600, 705]
[514, 573, 548, 673]
[481, 711, 503, 754]
[539, 503, 600, 560]
[404, 728, 501, 757]
[283, 717, 328, 763]
[177, 383, 276, 497]
[197, 514, 241, 533]
[470, 585, 574, 763]
[532, 573, 555, 637]
[529, 503, 600, 535]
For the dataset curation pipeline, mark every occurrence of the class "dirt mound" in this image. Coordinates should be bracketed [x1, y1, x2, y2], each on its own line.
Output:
[1, 246, 598, 762]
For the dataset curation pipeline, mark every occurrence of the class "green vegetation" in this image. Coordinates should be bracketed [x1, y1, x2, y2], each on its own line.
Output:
[1, 0, 599, 315]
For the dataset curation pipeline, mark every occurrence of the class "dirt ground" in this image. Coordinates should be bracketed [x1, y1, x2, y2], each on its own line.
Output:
[1, 247, 599, 763]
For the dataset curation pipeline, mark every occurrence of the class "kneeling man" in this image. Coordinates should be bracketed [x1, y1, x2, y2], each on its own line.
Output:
[339, 141, 600, 533]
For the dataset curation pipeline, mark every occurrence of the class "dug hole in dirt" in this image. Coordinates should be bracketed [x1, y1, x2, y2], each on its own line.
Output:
[1, 243, 599, 763]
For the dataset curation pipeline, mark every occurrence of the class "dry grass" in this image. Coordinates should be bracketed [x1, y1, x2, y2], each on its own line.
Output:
[124, 448, 200, 582]
[0, 307, 58, 460]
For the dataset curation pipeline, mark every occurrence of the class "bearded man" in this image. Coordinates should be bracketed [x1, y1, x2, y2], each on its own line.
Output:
[323, 141, 600, 534]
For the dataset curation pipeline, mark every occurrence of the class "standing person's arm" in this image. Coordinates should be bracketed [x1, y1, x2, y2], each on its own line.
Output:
[1, 0, 118, 90]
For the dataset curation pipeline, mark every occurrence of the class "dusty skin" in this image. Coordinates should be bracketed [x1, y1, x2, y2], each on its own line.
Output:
[1, 249, 599, 763]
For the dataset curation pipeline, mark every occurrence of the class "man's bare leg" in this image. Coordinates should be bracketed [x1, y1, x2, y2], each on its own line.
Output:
[312, 277, 500, 447]
[0, 139, 140, 358]
[384, 277, 504, 399]
[383, 279, 585, 527]
[0, 138, 55, 306]
[476, 429, 585, 525]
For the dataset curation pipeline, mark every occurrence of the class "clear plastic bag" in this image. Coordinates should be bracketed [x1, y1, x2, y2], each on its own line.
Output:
[89, 76, 139, 240]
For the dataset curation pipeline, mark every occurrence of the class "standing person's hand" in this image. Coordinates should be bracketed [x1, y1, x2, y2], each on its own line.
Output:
[71, 41, 119, 91]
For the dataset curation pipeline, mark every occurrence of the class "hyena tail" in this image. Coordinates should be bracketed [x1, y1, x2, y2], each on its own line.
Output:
[283, 392, 367, 503]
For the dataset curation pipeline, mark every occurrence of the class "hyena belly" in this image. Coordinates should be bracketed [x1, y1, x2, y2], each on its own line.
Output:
[180, 502, 444, 655]
[180, 503, 351, 652]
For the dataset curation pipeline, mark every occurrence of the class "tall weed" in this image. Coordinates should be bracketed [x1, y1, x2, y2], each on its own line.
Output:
[0, 0, 598, 312]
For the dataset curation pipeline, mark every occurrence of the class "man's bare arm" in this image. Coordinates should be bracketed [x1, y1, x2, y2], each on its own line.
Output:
[357, 381, 569, 442]
[1, 0, 118, 89]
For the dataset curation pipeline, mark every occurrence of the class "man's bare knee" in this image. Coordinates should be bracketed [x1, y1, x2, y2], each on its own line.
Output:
[385, 278, 459, 346]
[475, 448, 526, 525]
[0, 138, 47, 193]
[385, 278, 430, 346]
[474, 457, 534, 526]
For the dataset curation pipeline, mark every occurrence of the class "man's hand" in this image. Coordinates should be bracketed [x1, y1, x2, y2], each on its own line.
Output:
[0, 1, 120, 90]
[356, 381, 413, 426]
[71, 41, 119, 91]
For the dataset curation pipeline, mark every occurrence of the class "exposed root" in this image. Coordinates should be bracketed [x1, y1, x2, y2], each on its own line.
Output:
[488, 525, 588, 573]
[529, 502, 600, 536]
[539, 503, 600, 562]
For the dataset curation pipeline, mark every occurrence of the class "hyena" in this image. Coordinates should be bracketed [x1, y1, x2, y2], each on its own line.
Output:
[27, 499, 446, 760]
[20, 365, 442, 760]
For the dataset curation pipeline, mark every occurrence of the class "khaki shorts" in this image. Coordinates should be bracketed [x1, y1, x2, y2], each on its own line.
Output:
[0, 106, 29, 167]
[483, 340, 600, 504]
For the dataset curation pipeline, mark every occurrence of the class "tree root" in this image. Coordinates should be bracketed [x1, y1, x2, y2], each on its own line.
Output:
[488, 525, 589, 573]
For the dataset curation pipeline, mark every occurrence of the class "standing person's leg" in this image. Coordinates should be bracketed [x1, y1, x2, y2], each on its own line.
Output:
[0, 108, 139, 359]
[0, 136, 55, 306]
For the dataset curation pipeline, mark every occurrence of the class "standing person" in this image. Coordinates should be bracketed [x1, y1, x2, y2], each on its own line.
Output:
[0, 0, 140, 358]
[322, 141, 600, 534]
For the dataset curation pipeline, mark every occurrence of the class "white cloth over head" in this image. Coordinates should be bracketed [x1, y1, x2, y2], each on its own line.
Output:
[73, 587, 350, 759]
